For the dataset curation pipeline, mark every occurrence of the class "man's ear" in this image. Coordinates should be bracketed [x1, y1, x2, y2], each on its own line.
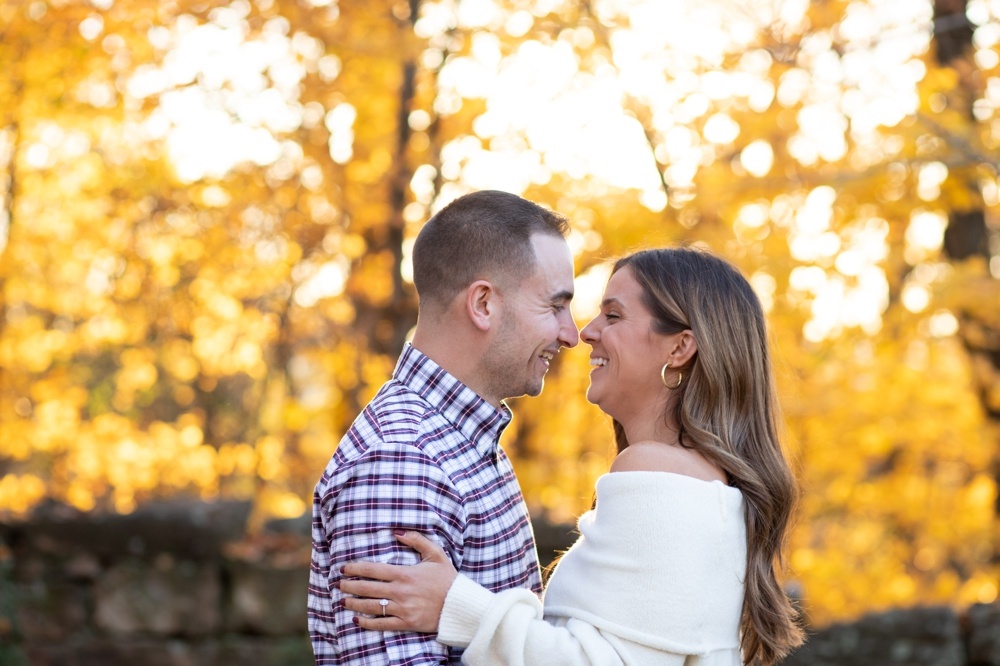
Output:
[667, 330, 698, 367]
[465, 280, 498, 332]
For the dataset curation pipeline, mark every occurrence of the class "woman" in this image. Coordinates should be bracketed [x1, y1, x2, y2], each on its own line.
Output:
[340, 247, 804, 665]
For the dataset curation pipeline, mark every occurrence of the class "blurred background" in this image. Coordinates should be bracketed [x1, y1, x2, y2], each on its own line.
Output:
[1, 0, 999, 662]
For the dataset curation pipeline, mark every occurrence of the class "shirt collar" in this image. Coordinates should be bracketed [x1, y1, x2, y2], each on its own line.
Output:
[393, 344, 511, 458]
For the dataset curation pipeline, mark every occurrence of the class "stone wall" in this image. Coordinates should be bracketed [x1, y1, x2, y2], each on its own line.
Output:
[782, 604, 1000, 665]
[0, 501, 312, 666]
[2, 502, 999, 665]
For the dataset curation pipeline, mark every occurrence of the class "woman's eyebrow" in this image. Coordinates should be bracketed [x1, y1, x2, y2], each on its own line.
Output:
[601, 297, 624, 308]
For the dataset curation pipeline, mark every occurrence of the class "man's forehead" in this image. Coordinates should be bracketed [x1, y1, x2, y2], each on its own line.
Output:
[530, 236, 573, 268]
[525, 234, 574, 291]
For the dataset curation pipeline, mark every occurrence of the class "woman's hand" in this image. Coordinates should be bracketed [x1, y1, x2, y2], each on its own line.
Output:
[340, 529, 458, 633]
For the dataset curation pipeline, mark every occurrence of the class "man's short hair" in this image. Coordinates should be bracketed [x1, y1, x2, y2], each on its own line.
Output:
[412, 190, 569, 308]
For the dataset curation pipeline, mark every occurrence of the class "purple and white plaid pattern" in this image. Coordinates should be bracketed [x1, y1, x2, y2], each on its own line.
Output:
[308, 344, 543, 665]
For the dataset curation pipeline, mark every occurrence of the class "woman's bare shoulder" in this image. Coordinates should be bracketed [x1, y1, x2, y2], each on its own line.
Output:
[610, 441, 727, 483]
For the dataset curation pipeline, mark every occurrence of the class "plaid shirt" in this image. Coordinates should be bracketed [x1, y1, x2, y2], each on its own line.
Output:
[308, 344, 543, 665]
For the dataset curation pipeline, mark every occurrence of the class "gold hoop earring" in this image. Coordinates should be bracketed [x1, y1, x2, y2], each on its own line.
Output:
[660, 362, 682, 389]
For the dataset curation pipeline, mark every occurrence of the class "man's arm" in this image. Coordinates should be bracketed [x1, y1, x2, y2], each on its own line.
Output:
[310, 442, 465, 665]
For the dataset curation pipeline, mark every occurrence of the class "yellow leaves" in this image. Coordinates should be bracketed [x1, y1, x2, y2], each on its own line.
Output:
[941, 179, 984, 212]
[945, 265, 1000, 327]
[180, 423, 204, 448]
[360, 353, 394, 395]
[234, 339, 264, 377]
[299, 431, 337, 465]
[0, 475, 46, 516]
[217, 443, 258, 477]
[1, 318, 70, 373]
[162, 444, 218, 495]
[284, 402, 310, 433]
[323, 296, 357, 325]
[162, 338, 200, 381]
[341, 233, 367, 259]
[43, 414, 226, 514]
[791, 547, 818, 572]
[0, 418, 33, 460]
[115, 264, 145, 299]
[885, 573, 918, 604]
[349, 250, 396, 306]
[345, 147, 393, 184]
[964, 473, 997, 513]
[33, 399, 82, 453]
[963, 577, 999, 605]
[913, 544, 945, 572]
[79, 313, 130, 346]
[789, 516, 924, 618]
[189, 306, 273, 378]
[255, 434, 286, 481]
[783, 325, 997, 625]
[920, 66, 960, 99]
[116, 347, 158, 388]
[66, 484, 96, 512]
[209, 292, 244, 320]
[135, 233, 207, 287]
[256, 486, 306, 520]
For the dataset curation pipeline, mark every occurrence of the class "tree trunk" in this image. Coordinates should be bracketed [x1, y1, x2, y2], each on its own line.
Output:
[932, 0, 1000, 517]
[0, 20, 25, 476]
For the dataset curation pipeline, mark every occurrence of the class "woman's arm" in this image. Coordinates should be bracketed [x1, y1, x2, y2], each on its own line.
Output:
[441, 574, 626, 666]
[340, 532, 626, 666]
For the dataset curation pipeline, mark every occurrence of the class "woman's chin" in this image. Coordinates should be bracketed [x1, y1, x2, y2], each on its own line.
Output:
[584, 389, 607, 412]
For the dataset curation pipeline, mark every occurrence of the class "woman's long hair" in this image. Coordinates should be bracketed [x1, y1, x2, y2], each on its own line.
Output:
[613, 247, 804, 665]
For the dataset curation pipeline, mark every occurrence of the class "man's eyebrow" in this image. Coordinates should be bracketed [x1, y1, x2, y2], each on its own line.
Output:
[551, 290, 574, 302]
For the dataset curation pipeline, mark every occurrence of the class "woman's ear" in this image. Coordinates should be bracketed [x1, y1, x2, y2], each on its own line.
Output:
[465, 280, 498, 332]
[668, 330, 698, 367]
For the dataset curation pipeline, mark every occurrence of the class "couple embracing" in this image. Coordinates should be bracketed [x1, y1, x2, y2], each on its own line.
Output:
[307, 190, 804, 665]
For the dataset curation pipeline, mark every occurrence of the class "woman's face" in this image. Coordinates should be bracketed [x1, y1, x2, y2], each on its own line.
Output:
[580, 266, 676, 423]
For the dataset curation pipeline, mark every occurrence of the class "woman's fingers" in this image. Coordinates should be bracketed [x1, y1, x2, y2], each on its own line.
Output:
[342, 559, 398, 582]
[343, 595, 393, 617]
[339, 577, 390, 599]
[341, 588, 438, 633]
[353, 615, 409, 632]
[394, 530, 450, 563]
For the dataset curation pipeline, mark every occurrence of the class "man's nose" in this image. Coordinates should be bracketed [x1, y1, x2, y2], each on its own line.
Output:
[560, 315, 580, 348]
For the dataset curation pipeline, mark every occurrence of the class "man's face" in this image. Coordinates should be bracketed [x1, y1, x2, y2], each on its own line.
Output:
[483, 234, 579, 402]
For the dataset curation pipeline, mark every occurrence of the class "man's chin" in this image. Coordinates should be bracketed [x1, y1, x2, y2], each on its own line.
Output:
[524, 379, 544, 398]
[501, 381, 543, 401]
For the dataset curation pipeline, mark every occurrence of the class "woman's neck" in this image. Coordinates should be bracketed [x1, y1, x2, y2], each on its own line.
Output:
[619, 409, 680, 447]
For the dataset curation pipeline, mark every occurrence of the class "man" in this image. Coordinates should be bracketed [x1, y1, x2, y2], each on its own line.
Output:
[308, 190, 579, 664]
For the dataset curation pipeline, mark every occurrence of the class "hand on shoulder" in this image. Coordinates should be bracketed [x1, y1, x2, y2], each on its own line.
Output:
[610, 441, 728, 484]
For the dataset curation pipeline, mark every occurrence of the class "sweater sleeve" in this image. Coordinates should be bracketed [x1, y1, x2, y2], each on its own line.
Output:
[437, 575, 626, 666]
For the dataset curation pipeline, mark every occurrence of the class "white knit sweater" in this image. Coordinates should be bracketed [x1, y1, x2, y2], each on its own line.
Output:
[438, 471, 747, 665]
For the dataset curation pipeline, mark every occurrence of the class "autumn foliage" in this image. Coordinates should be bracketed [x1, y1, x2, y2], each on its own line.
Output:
[1, 0, 999, 626]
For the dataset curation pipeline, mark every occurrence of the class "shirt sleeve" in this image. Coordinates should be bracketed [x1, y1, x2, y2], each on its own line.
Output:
[312, 440, 466, 665]
[436, 575, 628, 666]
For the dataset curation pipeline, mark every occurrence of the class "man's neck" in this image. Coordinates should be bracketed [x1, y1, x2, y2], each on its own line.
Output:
[410, 329, 502, 409]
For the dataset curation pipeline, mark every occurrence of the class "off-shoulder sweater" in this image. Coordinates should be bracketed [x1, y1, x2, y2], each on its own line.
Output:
[438, 471, 747, 665]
